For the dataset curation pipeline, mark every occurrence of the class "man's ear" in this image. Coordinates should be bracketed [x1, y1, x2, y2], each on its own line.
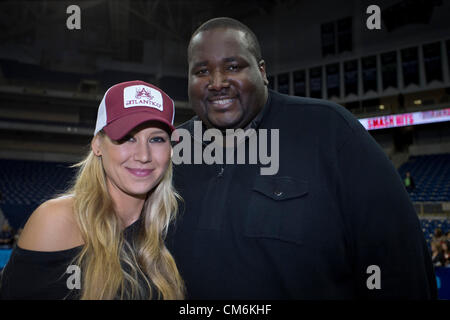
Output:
[259, 60, 269, 86]
[91, 135, 102, 156]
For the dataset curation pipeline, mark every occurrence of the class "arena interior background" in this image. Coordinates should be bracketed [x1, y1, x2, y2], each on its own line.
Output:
[0, 0, 449, 299]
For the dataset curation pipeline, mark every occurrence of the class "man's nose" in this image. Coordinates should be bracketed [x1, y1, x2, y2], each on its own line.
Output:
[134, 141, 152, 163]
[208, 70, 229, 91]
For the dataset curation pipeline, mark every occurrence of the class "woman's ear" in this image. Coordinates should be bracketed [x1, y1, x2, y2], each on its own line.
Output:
[91, 135, 102, 157]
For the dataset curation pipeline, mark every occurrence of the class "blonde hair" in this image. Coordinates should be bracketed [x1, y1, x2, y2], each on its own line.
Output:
[65, 134, 184, 299]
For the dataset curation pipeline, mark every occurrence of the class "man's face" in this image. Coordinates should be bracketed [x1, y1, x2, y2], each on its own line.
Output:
[188, 28, 268, 129]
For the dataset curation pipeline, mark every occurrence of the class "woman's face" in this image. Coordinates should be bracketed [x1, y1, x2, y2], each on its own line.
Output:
[93, 122, 171, 199]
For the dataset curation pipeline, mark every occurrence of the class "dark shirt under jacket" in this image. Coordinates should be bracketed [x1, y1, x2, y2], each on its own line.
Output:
[167, 90, 437, 299]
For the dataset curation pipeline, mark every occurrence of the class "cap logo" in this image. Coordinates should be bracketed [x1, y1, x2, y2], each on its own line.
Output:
[123, 85, 163, 111]
[135, 87, 154, 100]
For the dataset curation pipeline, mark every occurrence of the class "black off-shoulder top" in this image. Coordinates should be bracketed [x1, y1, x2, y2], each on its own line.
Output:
[0, 218, 147, 299]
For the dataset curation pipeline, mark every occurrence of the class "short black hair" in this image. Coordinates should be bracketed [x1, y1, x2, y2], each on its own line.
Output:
[188, 17, 263, 63]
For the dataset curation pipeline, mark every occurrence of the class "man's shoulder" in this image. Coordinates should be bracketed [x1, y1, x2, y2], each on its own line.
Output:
[269, 91, 362, 133]
[274, 91, 354, 119]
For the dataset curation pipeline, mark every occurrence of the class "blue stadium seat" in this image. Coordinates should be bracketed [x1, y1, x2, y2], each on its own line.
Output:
[399, 153, 450, 202]
[0, 159, 77, 229]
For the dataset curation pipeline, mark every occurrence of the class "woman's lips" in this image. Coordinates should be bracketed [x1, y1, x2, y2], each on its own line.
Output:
[126, 168, 153, 177]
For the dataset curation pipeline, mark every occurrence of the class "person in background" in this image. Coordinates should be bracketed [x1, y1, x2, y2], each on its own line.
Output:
[433, 228, 445, 243]
[441, 241, 450, 267]
[0, 221, 14, 249]
[431, 241, 445, 267]
[404, 171, 415, 193]
[0, 81, 185, 300]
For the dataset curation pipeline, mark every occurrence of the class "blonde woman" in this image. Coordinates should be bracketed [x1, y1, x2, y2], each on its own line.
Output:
[0, 81, 184, 299]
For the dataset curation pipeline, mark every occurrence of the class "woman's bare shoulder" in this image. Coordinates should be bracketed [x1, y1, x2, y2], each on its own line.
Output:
[18, 196, 84, 252]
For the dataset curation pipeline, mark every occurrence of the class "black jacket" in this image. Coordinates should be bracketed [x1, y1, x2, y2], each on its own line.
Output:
[168, 90, 437, 299]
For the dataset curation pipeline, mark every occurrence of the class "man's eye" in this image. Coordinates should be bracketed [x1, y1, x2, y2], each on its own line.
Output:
[227, 65, 240, 71]
[194, 69, 208, 76]
[150, 136, 166, 143]
[126, 136, 136, 142]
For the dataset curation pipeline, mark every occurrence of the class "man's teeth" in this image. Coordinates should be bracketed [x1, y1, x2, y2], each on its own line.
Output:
[211, 99, 233, 105]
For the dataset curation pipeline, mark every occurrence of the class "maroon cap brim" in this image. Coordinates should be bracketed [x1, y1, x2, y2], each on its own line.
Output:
[102, 112, 175, 141]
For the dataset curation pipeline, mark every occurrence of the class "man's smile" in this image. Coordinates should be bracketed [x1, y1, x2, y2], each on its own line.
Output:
[207, 96, 237, 111]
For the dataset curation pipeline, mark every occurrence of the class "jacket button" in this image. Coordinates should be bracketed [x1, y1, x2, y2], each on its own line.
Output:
[274, 191, 283, 197]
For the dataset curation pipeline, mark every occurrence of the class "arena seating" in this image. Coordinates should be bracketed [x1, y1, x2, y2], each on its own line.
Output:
[398, 153, 450, 202]
[398, 153, 449, 249]
[0, 158, 448, 287]
[0, 154, 449, 228]
[0, 58, 187, 101]
[0, 159, 77, 229]
[0, 58, 86, 91]
[420, 218, 449, 246]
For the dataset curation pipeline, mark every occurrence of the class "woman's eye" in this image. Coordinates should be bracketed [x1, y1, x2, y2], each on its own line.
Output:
[150, 136, 166, 143]
[115, 135, 135, 144]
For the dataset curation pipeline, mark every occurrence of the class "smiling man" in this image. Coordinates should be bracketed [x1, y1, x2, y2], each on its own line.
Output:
[187, 26, 268, 130]
[167, 17, 437, 299]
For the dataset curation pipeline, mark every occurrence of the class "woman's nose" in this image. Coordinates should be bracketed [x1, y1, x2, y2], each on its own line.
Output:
[134, 141, 152, 163]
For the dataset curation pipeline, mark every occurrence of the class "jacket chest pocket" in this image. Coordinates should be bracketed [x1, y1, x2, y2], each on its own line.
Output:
[244, 176, 309, 246]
